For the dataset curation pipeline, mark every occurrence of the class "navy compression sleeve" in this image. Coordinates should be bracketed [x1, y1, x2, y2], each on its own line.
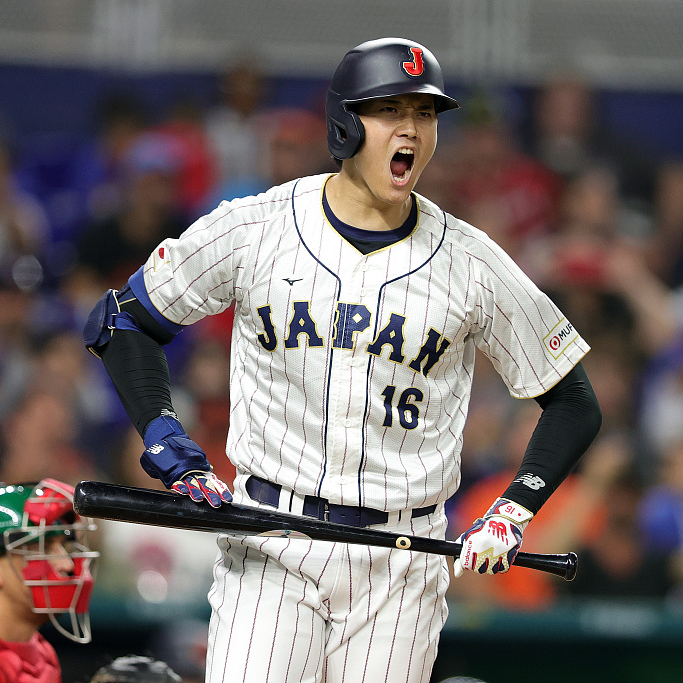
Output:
[500, 362, 602, 514]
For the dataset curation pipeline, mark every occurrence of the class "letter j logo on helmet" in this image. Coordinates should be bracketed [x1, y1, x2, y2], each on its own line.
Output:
[402, 47, 424, 76]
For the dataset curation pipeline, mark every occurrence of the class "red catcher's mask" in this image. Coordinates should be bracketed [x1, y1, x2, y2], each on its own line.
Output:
[2, 478, 99, 643]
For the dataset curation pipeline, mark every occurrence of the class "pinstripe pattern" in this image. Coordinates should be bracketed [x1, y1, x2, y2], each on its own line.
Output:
[206, 512, 450, 683]
[141, 173, 587, 512]
[140, 172, 588, 681]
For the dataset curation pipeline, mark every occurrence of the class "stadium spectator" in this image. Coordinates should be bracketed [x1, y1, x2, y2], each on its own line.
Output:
[529, 166, 638, 342]
[564, 467, 675, 598]
[638, 435, 683, 598]
[597, 232, 683, 459]
[203, 51, 271, 189]
[177, 337, 235, 486]
[73, 131, 187, 292]
[156, 99, 217, 220]
[526, 71, 657, 208]
[0, 275, 34, 422]
[69, 93, 150, 232]
[645, 160, 683, 289]
[0, 390, 97, 486]
[446, 90, 563, 264]
[204, 106, 331, 208]
[0, 137, 49, 276]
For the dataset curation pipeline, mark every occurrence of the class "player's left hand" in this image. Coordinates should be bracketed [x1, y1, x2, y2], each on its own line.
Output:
[172, 470, 233, 508]
[453, 498, 533, 577]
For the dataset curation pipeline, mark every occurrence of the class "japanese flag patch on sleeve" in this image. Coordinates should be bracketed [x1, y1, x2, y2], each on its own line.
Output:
[152, 244, 172, 272]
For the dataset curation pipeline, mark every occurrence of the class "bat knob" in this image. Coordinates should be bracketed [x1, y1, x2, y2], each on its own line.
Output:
[564, 551, 578, 581]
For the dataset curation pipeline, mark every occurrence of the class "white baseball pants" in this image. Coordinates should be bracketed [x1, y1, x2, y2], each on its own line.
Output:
[205, 511, 449, 683]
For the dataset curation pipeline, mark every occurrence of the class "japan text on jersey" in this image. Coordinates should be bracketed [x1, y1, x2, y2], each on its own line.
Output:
[141, 174, 589, 512]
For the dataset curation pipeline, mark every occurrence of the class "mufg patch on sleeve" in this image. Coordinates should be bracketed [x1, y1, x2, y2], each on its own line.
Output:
[543, 318, 578, 359]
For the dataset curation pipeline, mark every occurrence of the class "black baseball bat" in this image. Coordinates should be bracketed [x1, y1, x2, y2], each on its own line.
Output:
[73, 480, 577, 581]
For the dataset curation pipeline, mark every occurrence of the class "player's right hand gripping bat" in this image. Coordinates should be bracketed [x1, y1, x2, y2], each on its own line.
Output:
[73, 480, 578, 580]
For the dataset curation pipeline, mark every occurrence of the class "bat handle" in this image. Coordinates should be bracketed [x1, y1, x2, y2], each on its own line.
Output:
[514, 550, 578, 581]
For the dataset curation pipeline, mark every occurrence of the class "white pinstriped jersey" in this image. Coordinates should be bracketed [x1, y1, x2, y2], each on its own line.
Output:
[141, 173, 589, 513]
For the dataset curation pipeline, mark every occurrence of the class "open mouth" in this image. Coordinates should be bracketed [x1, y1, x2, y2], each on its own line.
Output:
[390, 148, 414, 182]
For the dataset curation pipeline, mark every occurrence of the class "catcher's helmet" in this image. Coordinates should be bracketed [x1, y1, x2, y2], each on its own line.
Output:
[0, 478, 99, 643]
[326, 37, 459, 160]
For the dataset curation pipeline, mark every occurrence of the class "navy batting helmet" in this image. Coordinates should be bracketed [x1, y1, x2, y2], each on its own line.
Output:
[326, 37, 459, 160]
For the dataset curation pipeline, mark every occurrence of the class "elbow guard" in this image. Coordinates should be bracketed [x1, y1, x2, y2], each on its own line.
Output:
[83, 285, 143, 358]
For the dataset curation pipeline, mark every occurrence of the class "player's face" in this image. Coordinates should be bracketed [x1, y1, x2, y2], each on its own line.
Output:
[1, 534, 77, 631]
[348, 93, 438, 206]
[0, 553, 39, 625]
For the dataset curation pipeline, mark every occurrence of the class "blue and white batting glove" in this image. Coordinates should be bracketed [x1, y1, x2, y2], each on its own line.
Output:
[171, 470, 232, 508]
[453, 498, 533, 577]
[141, 413, 232, 508]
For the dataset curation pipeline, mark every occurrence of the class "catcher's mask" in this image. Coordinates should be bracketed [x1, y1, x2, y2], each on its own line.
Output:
[326, 37, 460, 160]
[0, 478, 99, 643]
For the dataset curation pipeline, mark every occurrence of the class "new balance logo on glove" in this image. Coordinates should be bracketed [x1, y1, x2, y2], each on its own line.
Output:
[487, 519, 509, 542]
[147, 444, 165, 454]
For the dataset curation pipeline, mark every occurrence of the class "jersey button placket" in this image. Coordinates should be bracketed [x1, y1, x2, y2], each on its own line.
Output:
[326, 259, 374, 493]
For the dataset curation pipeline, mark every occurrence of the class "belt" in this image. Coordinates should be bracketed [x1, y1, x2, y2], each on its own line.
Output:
[245, 475, 436, 528]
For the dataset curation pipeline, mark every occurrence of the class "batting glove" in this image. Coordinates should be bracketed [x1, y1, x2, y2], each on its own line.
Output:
[171, 470, 233, 508]
[141, 414, 232, 507]
[453, 498, 533, 577]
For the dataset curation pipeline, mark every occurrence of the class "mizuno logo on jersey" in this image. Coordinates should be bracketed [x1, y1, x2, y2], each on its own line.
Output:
[283, 277, 303, 286]
[514, 473, 546, 490]
[147, 444, 165, 454]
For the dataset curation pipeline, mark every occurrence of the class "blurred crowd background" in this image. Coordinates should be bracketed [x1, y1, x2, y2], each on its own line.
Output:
[1, 1, 683, 680]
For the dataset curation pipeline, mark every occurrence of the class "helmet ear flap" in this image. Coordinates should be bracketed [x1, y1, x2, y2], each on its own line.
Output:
[342, 109, 365, 159]
[326, 93, 366, 160]
[327, 109, 365, 161]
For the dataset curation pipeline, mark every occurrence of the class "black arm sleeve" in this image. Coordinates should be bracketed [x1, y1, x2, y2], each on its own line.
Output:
[99, 298, 177, 437]
[500, 361, 602, 514]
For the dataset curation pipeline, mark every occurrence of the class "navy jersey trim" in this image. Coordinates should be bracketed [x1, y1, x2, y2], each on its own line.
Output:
[128, 266, 185, 336]
[322, 187, 418, 254]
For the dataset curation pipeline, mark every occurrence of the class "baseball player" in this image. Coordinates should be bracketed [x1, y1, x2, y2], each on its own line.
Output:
[85, 38, 602, 683]
[0, 479, 99, 683]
